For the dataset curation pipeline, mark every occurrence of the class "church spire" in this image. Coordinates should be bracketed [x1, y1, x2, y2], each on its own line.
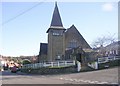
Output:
[50, 2, 63, 27]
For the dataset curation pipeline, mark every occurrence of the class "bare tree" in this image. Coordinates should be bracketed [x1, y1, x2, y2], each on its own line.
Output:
[91, 33, 117, 48]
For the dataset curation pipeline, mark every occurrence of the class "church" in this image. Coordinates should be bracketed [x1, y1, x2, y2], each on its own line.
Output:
[38, 3, 91, 63]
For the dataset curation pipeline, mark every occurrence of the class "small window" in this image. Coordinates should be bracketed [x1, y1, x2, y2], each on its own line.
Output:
[52, 32, 62, 36]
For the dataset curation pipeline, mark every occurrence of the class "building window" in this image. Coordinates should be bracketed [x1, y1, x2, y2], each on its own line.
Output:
[52, 31, 63, 36]
[68, 39, 77, 48]
[53, 32, 63, 36]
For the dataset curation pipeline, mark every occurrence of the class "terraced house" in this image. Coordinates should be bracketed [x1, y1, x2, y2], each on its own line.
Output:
[38, 3, 91, 63]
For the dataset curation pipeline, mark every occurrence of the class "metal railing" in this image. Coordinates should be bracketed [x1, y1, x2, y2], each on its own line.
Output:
[98, 56, 120, 64]
[22, 60, 76, 69]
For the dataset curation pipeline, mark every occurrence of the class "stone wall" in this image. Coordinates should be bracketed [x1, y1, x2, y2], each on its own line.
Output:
[47, 29, 65, 61]
[21, 66, 76, 75]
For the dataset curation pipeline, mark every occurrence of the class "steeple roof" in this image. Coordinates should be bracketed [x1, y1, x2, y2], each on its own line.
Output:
[50, 2, 63, 27]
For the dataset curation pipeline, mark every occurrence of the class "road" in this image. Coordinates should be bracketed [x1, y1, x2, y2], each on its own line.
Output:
[1, 67, 119, 84]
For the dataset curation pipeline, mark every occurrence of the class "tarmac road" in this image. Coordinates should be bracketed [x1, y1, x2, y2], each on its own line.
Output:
[1, 67, 119, 84]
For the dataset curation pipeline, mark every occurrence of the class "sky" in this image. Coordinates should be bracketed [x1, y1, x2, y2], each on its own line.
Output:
[1, 0, 118, 57]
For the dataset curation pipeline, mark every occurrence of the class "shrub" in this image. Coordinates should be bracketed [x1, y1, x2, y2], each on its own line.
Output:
[98, 59, 120, 69]
[22, 59, 31, 65]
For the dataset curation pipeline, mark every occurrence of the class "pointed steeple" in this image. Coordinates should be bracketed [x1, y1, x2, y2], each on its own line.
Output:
[47, 2, 65, 33]
[50, 2, 63, 27]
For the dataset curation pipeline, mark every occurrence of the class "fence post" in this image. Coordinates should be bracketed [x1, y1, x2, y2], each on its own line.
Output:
[51, 62, 53, 67]
[58, 61, 60, 67]
[33, 64, 35, 69]
[73, 60, 75, 65]
[95, 62, 98, 69]
[43, 62, 46, 67]
[65, 61, 67, 66]
[77, 61, 81, 72]
[98, 58, 100, 64]
[32, 64, 33, 69]
[114, 56, 116, 60]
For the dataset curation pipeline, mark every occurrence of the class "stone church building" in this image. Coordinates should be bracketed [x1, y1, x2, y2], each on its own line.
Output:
[38, 3, 91, 62]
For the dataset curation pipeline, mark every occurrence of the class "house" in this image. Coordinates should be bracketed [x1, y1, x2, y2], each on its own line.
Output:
[93, 41, 120, 57]
[104, 41, 120, 56]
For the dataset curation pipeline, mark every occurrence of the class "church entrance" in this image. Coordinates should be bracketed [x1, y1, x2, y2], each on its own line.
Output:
[76, 53, 82, 63]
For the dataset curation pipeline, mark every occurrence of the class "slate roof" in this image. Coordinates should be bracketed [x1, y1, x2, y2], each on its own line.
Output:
[39, 43, 48, 55]
[47, 2, 64, 33]
[50, 2, 63, 27]
[105, 41, 120, 47]
[65, 24, 91, 49]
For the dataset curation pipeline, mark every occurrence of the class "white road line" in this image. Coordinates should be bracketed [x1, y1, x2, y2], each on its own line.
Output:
[88, 81, 98, 84]
[101, 82, 108, 84]
[97, 82, 106, 84]
[73, 79, 79, 82]
[69, 79, 74, 81]
[77, 79, 83, 82]
[60, 78, 63, 80]
[64, 78, 70, 81]
[83, 80, 91, 83]
[93, 81, 99, 83]
[59, 77, 109, 84]
[82, 80, 89, 83]
[110, 83, 118, 84]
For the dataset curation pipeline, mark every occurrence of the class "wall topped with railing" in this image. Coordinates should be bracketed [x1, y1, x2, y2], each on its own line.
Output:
[22, 60, 76, 69]
[88, 56, 120, 69]
[98, 56, 120, 64]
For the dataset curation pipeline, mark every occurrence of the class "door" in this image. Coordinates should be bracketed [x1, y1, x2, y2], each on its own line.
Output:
[76, 53, 82, 63]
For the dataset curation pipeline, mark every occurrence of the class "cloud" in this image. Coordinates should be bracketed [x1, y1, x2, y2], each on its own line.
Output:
[102, 3, 114, 12]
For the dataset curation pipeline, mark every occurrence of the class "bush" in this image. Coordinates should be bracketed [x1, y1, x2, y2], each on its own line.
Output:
[98, 59, 120, 69]
[21, 66, 76, 74]
[22, 59, 31, 65]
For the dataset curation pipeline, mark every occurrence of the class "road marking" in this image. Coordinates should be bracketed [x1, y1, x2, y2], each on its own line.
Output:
[73, 79, 79, 82]
[64, 78, 69, 81]
[89, 81, 98, 84]
[59, 77, 109, 84]
[69, 79, 74, 81]
[101, 82, 108, 84]
[94, 81, 99, 83]
[60, 78, 63, 80]
[82, 80, 90, 83]
[110, 83, 118, 84]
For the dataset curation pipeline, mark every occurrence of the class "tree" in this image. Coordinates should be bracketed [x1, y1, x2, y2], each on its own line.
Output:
[91, 33, 117, 57]
[91, 33, 117, 48]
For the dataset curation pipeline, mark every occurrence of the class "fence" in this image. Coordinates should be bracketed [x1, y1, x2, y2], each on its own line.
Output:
[88, 56, 120, 69]
[88, 62, 98, 69]
[98, 56, 120, 64]
[22, 60, 76, 69]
